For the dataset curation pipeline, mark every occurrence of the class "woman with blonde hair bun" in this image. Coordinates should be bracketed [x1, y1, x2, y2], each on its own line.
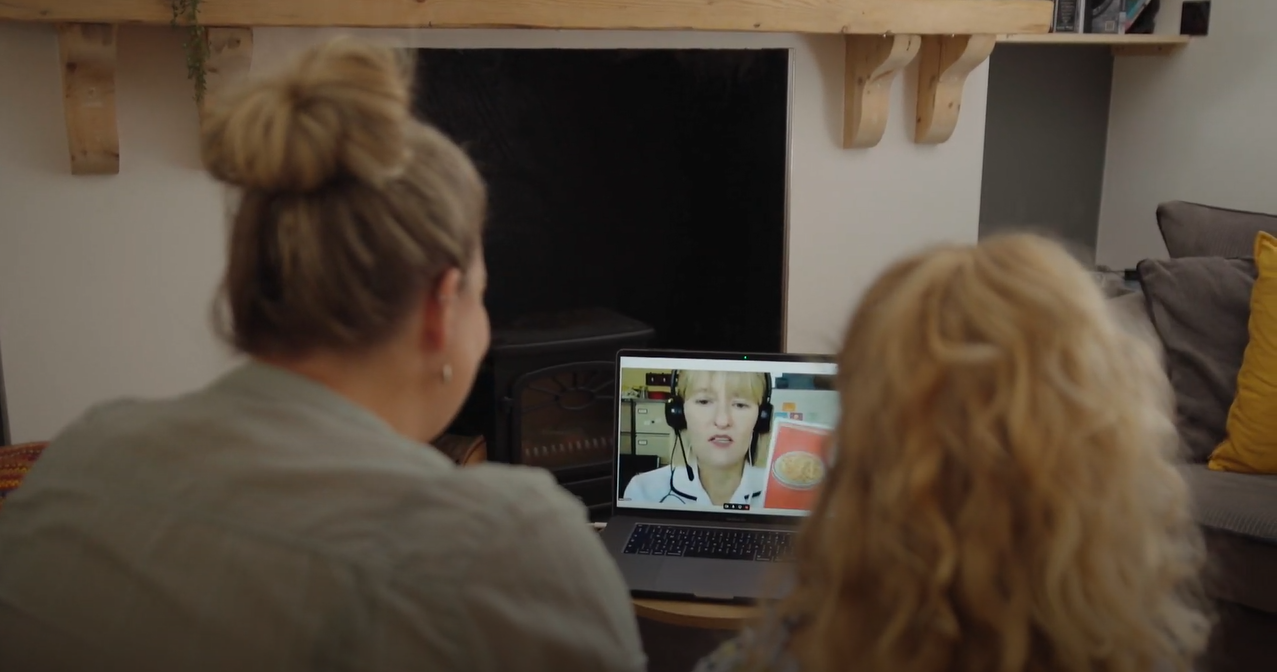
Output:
[0, 38, 644, 672]
[696, 233, 1211, 672]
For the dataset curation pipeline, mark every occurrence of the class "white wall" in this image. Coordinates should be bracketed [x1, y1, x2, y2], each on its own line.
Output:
[1098, 0, 1277, 267]
[0, 26, 236, 444]
[0, 24, 989, 442]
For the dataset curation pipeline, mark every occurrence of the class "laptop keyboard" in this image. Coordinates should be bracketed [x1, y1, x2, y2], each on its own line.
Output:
[623, 523, 795, 562]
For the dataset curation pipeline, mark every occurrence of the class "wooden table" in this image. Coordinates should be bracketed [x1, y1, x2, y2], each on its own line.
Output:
[632, 597, 757, 630]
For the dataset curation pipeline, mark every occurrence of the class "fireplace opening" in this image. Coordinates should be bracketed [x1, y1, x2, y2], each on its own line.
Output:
[415, 48, 791, 517]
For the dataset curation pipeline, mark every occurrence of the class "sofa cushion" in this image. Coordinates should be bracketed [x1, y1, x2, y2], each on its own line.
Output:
[1181, 463, 1277, 542]
[1210, 232, 1277, 474]
[1202, 528, 1277, 617]
[1138, 257, 1257, 462]
[1181, 464, 1277, 614]
[1157, 201, 1277, 258]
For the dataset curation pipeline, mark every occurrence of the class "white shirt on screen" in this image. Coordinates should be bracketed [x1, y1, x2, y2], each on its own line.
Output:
[623, 463, 768, 506]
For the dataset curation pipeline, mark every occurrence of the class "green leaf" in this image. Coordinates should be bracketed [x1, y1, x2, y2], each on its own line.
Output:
[171, 0, 207, 103]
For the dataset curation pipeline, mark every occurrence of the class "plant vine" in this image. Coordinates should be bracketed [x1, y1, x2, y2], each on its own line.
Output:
[171, 0, 209, 104]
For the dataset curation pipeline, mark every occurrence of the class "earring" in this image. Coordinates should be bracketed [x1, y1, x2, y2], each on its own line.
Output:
[441, 363, 453, 384]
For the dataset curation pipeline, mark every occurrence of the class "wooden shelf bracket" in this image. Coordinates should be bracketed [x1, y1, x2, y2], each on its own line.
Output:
[843, 34, 921, 149]
[57, 23, 120, 175]
[201, 27, 255, 119]
[914, 34, 996, 145]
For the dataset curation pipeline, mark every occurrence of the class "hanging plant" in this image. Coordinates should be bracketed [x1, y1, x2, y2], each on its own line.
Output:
[171, 0, 209, 103]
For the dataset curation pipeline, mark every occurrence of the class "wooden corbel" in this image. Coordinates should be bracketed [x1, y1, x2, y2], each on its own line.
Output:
[201, 27, 254, 120]
[57, 23, 119, 175]
[914, 34, 996, 145]
[842, 34, 921, 148]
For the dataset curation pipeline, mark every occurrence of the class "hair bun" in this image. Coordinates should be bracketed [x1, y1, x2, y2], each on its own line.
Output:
[201, 38, 414, 193]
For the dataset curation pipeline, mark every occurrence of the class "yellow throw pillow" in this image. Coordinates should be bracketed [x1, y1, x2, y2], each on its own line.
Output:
[1209, 231, 1277, 474]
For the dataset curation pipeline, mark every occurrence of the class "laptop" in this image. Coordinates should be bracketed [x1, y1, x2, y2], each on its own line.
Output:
[599, 349, 838, 602]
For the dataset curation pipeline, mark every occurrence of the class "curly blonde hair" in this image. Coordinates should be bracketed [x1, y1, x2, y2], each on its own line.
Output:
[772, 234, 1210, 672]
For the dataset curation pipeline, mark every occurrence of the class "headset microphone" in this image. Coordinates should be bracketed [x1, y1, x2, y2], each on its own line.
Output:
[664, 370, 694, 481]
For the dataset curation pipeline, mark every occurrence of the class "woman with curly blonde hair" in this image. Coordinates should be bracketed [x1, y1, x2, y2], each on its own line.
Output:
[695, 233, 1211, 672]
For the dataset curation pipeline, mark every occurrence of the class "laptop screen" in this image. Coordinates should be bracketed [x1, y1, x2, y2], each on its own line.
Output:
[615, 352, 838, 518]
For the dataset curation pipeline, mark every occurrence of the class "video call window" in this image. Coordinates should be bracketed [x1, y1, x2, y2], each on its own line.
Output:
[616, 357, 837, 517]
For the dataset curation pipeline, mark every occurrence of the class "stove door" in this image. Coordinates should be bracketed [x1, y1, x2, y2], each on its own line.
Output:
[507, 361, 617, 474]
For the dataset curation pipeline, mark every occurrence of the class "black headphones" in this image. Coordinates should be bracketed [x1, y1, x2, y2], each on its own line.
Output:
[664, 370, 774, 484]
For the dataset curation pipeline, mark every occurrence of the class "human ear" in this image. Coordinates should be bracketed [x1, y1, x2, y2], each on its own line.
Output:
[422, 267, 463, 352]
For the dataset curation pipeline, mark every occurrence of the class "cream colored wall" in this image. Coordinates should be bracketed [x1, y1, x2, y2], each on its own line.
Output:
[1097, 1, 1276, 267]
[0, 26, 238, 444]
[0, 24, 989, 442]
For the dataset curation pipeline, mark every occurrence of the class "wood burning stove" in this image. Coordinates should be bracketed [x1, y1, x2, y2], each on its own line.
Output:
[447, 308, 654, 520]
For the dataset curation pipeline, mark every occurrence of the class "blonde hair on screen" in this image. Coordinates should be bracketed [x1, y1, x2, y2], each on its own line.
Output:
[767, 234, 1209, 672]
[675, 370, 768, 408]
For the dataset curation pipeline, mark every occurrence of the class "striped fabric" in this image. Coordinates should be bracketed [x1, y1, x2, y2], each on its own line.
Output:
[0, 442, 48, 512]
[1180, 464, 1277, 542]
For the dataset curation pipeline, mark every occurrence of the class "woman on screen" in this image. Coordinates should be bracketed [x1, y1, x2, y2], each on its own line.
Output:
[694, 234, 1209, 672]
[624, 370, 771, 507]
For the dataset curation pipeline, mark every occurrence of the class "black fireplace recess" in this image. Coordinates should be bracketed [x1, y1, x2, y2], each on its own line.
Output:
[417, 48, 790, 517]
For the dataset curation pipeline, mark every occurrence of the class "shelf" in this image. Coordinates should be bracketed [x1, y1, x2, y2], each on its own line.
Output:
[2, 0, 1058, 170]
[998, 33, 1192, 56]
[1, 0, 1052, 35]
[999, 33, 1190, 45]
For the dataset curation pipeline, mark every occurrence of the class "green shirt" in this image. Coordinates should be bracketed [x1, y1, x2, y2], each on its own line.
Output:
[0, 361, 645, 672]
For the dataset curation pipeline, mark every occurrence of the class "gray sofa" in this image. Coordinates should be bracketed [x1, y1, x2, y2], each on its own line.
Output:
[1114, 201, 1277, 672]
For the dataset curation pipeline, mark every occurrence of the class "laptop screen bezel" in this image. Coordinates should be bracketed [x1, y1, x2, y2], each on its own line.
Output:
[611, 348, 837, 526]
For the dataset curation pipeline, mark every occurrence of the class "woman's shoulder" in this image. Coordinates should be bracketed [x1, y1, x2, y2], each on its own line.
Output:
[693, 620, 802, 672]
[37, 394, 192, 467]
[451, 462, 577, 508]
[623, 464, 670, 498]
[628, 465, 670, 485]
[625, 465, 669, 490]
[694, 634, 752, 672]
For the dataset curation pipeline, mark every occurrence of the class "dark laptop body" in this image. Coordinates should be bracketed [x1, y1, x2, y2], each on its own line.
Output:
[599, 349, 837, 603]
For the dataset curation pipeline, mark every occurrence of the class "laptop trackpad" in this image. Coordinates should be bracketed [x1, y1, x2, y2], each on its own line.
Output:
[656, 559, 764, 601]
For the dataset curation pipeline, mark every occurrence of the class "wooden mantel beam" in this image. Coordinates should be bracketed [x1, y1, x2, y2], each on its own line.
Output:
[1, 0, 1052, 35]
[21, 1, 1052, 174]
